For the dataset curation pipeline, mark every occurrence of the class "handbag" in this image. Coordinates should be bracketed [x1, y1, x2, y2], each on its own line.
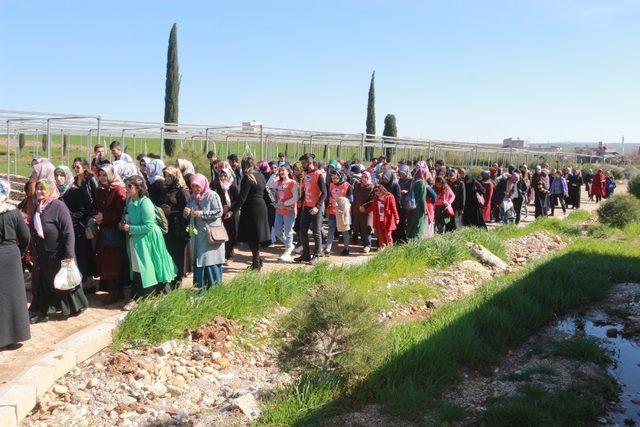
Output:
[205, 223, 229, 244]
[102, 227, 125, 248]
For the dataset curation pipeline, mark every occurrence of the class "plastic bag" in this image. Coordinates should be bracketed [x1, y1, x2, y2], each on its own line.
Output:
[54, 260, 82, 291]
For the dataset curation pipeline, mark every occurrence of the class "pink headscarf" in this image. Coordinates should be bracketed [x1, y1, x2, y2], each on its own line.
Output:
[414, 167, 431, 182]
[190, 173, 210, 202]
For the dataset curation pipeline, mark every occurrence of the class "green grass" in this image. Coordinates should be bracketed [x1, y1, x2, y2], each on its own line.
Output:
[259, 237, 640, 424]
[544, 337, 612, 366]
[503, 365, 557, 382]
[482, 377, 619, 426]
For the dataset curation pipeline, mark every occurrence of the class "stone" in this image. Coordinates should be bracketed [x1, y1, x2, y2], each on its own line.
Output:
[211, 351, 222, 360]
[215, 357, 230, 370]
[54, 321, 117, 364]
[0, 406, 17, 427]
[156, 340, 178, 356]
[231, 393, 261, 421]
[53, 385, 69, 395]
[467, 243, 509, 271]
[86, 378, 100, 389]
[0, 383, 37, 423]
[606, 328, 619, 337]
[153, 383, 168, 396]
[14, 364, 58, 398]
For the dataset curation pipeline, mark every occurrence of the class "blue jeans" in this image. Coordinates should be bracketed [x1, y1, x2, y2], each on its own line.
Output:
[326, 215, 350, 250]
[274, 212, 295, 247]
[194, 264, 222, 291]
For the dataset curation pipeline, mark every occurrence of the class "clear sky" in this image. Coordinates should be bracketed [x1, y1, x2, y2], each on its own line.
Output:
[1, 0, 639, 144]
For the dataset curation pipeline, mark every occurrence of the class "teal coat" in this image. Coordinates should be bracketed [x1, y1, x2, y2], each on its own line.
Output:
[125, 196, 177, 288]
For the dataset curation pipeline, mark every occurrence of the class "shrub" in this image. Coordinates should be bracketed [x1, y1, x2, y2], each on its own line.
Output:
[277, 283, 383, 377]
[629, 174, 640, 199]
[597, 194, 640, 228]
[623, 166, 640, 180]
[608, 166, 624, 180]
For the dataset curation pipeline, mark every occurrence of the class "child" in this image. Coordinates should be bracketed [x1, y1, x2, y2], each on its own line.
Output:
[433, 176, 455, 234]
[362, 185, 399, 249]
[325, 170, 352, 255]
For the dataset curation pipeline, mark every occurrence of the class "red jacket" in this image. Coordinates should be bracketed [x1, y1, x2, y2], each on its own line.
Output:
[591, 172, 606, 197]
[365, 194, 399, 232]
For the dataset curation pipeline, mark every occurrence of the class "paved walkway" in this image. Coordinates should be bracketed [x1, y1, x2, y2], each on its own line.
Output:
[0, 183, 624, 385]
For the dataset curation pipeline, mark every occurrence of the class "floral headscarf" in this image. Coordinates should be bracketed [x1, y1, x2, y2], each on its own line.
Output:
[163, 166, 186, 188]
[113, 160, 139, 181]
[142, 158, 165, 184]
[176, 159, 195, 176]
[190, 173, 210, 202]
[98, 164, 125, 188]
[31, 160, 55, 182]
[0, 179, 15, 214]
[360, 171, 372, 186]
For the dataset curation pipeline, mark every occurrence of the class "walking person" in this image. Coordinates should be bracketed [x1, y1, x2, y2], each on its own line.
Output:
[591, 169, 606, 203]
[568, 169, 584, 209]
[395, 165, 413, 242]
[549, 170, 568, 216]
[120, 176, 176, 307]
[272, 165, 298, 261]
[161, 167, 191, 289]
[325, 170, 352, 256]
[93, 164, 129, 305]
[480, 171, 494, 224]
[531, 166, 549, 218]
[212, 166, 240, 263]
[462, 174, 487, 228]
[231, 157, 271, 270]
[506, 167, 525, 224]
[0, 179, 31, 348]
[406, 167, 429, 239]
[29, 179, 88, 323]
[434, 176, 456, 234]
[351, 171, 374, 253]
[362, 185, 399, 249]
[605, 172, 617, 198]
[295, 154, 327, 265]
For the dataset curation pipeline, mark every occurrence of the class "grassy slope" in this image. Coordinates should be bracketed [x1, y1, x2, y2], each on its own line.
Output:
[259, 227, 640, 425]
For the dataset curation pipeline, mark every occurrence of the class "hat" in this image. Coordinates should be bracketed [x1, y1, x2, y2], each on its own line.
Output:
[328, 160, 340, 170]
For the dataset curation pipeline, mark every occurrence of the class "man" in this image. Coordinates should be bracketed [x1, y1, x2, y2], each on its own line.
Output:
[227, 153, 243, 182]
[531, 165, 549, 218]
[91, 144, 106, 174]
[206, 150, 218, 183]
[295, 153, 327, 265]
[276, 152, 290, 167]
[109, 141, 133, 163]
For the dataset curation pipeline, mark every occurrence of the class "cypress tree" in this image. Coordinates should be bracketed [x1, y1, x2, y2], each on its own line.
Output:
[41, 134, 47, 153]
[18, 133, 26, 151]
[382, 114, 397, 161]
[63, 134, 69, 157]
[164, 23, 180, 157]
[365, 71, 376, 160]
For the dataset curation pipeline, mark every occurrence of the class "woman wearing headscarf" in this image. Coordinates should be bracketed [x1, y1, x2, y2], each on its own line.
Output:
[212, 165, 240, 262]
[230, 157, 271, 270]
[93, 164, 129, 304]
[325, 170, 352, 256]
[351, 171, 375, 253]
[20, 159, 56, 218]
[406, 168, 430, 239]
[59, 161, 94, 285]
[434, 176, 456, 234]
[184, 174, 225, 289]
[396, 164, 413, 243]
[480, 171, 494, 223]
[120, 175, 176, 307]
[29, 179, 88, 323]
[272, 165, 298, 261]
[462, 174, 487, 228]
[113, 160, 139, 181]
[140, 157, 166, 206]
[176, 159, 195, 188]
[531, 165, 550, 218]
[161, 166, 191, 289]
[568, 168, 583, 209]
[0, 179, 31, 347]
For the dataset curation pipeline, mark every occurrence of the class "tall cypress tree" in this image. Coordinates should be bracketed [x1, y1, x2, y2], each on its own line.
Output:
[41, 133, 47, 153]
[164, 23, 180, 157]
[382, 114, 397, 161]
[18, 133, 26, 151]
[365, 71, 376, 160]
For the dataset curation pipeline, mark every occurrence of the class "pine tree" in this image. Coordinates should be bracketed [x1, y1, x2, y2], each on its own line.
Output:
[382, 114, 397, 161]
[164, 23, 180, 157]
[18, 133, 26, 151]
[365, 71, 376, 161]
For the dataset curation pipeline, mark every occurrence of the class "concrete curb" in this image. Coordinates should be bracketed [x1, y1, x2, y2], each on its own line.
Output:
[0, 312, 127, 425]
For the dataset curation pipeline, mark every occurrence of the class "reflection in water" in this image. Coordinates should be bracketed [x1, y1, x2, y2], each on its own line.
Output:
[553, 311, 640, 425]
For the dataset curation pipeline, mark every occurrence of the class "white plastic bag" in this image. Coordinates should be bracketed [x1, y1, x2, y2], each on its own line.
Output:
[54, 260, 82, 291]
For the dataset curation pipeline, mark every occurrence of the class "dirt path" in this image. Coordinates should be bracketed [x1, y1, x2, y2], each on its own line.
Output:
[0, 183, 624, 385]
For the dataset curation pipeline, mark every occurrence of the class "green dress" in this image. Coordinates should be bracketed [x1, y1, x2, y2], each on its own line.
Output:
[406, 180, 427, 239]
[126, 196, 177, 288]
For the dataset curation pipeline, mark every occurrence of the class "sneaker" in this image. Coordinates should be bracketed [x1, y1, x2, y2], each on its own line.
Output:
[309, 256, 321, 265]
[294, 255, 311, 263]
[323, 246, 332, 255]
[292, 245, 304, 255]
[363, 246, 371, 253]
[279, 254, 293, 262]
[340, 248, 350, 256]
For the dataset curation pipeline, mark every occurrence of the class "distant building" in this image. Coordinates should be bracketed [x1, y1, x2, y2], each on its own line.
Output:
[503, 137, 526, 149]
[242, 121, 263, 133]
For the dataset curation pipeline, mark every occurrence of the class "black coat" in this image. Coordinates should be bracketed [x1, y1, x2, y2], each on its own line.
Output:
[61, 178, 95, 280]
[0, 208, 31, 347]
[232, 172, 271, 244]
[214, 181, 240, 245]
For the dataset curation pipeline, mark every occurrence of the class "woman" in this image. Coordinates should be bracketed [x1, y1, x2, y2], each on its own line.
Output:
[29, 179, 88, 323]
[462, 174, 487, 228]
[531, 166, 549, 218]
[406, 168, 429, 239]
[161, 166, 191, 289]
[568, 169, 584, 209]
[212, 166, 240, 262]
[325, 170, 352, 256]
[549, 170, 568, 216]
[362, 185, 399, 249]
[54, 166, 74, 197]
[184, 174, 225, 289]
[93, 164, 129, 304]
[396, 165, 413, 242]
[0, 179, 31, 348]
[120, 176, 176, 307]
[113, 160, 139, 181]
[480, 171, 494, 223]
[20, 159, 56, 218]
[591, 169, 606, 203]
[60, 160, 95, 284]
[605, 172, 617, 199]
[351, 171, 375, 253]
[140, 157, 166, 206]
[272, 165, 298, 261]
[424, 177, 438, 237]
[230, 157, 271, 270]
[433, 176, 455, 234]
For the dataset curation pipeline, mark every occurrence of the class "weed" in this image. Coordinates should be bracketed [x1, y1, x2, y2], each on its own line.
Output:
[503, 365, 557, 382]
[544, 337, 612, 366]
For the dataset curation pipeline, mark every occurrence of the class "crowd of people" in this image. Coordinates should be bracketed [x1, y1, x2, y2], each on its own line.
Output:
[0, 141, 619, 350]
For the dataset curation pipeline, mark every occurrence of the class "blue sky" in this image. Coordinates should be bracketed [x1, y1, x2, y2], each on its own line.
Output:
[1, 0, 639, 144]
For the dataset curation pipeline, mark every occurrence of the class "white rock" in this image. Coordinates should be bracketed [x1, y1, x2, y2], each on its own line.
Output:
[53, 385, 68, 395]
[155, 340, 178, 356]
[231, 393, 261, 421]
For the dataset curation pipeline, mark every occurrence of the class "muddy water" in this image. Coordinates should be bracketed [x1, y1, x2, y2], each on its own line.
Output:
[554, 311, 640, 425]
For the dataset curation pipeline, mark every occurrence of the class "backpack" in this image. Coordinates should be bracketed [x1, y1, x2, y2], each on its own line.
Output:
[154, 205, 169, 234]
